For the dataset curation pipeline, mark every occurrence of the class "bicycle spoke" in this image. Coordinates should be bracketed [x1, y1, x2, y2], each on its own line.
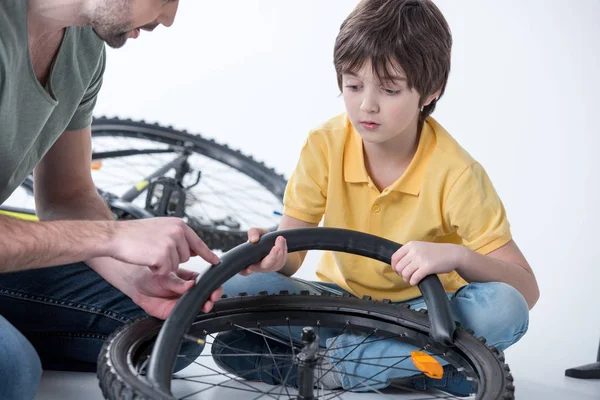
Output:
[286, 318, 296, 359]
[228, 325, 303, 352]
[315, 328, 377, 387]
[256, 322, 292, 399]
[326, 334, 406, 352]
[175, 355, 293, 400]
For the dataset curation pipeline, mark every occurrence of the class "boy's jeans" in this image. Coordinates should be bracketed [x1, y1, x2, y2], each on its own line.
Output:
[0, 262, 148, 398]
[220, 272, 530, 391]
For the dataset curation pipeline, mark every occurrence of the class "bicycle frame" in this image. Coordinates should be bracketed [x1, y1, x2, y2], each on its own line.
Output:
[2, 149, 193, 221]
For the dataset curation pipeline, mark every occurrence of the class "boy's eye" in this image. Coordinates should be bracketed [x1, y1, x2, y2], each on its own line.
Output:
[344, 85, 362, 91]
[384, 88, 402, 96]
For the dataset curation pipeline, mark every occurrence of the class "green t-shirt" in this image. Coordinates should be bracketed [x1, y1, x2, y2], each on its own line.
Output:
[0, 0, 106, 204]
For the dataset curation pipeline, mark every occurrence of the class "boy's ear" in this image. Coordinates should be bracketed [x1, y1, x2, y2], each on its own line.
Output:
[423, 89, 442, 107]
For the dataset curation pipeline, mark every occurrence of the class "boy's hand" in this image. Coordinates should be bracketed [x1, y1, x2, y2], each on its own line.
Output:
[391, 241, 464, 285]
[239, 228, 288, 276]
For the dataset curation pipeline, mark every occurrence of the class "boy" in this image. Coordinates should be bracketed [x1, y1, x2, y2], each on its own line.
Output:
[212, 0, 539, 394]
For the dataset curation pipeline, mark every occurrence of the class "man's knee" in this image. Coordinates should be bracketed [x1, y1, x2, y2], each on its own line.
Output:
[452, 282, 529, 348]
[0, 317, 42, 400]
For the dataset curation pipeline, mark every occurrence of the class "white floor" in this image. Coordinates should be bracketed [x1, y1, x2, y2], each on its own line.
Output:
[34, 355, 600, 400]
[34, 371, 600, 400]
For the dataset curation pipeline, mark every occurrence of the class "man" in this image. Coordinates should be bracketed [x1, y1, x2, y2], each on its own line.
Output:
[0, 1, 221, 398]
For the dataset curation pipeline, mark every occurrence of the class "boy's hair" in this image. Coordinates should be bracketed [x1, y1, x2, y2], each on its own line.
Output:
[334, 0, 452, 121]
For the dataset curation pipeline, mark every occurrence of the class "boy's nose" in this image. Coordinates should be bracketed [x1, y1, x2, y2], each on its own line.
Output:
[360, 96, 379, 113]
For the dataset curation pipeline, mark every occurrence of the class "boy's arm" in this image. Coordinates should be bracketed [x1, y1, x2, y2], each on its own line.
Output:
[278, 214, 318, 276]
[445, 162, 540, 308]
[456, 240, 539, 309]
[394, 162, 539, 309]
[392, 240, 540, 309]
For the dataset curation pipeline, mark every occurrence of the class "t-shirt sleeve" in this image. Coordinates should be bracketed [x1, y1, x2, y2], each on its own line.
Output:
[66, 46, 106, 131]
[444, 162, 512, 254]
[283, 131, 329, 223]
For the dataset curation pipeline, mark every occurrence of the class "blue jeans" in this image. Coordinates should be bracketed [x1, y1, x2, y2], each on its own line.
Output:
[0, 316, 42, 400]
[0, 263, 148, 398]
[220, 272, 529, 391]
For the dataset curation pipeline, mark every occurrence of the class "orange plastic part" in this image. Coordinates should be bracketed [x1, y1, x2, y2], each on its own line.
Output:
[411, 350, 444, 379]
[91, 159, 103, 170]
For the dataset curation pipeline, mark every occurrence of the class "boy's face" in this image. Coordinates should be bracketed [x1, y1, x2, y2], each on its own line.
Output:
[91, 0, 179, 49]
[342, 60, 435, 146]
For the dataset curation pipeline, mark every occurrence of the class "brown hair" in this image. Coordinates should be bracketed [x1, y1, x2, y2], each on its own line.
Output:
[334, 0, 452, 121]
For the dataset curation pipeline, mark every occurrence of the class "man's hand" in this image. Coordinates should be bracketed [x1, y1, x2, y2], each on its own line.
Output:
[238, 228, 287, 276]
[126, 266, 223, 320]
[391, 241, 464, 286]
[107, 217, 220, 275]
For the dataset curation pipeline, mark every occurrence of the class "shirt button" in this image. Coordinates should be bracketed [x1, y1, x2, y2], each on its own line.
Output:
[372, 205, 381, 213]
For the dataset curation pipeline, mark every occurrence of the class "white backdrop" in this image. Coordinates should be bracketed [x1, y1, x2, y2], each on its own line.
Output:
[91, 0, 600, 392]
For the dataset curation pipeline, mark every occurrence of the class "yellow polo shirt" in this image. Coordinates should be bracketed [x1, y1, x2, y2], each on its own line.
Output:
[283, 113, 512, 302]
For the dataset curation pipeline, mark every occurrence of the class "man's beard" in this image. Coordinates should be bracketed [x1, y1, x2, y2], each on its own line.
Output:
[89, 0, 133, 49]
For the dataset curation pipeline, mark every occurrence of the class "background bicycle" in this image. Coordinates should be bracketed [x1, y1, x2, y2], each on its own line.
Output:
[0, 117, 287, 252]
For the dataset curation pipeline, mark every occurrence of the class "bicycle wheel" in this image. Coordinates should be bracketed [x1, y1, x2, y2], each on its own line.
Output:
[98, 228, 515, 400]
[90, 117, 287, 251]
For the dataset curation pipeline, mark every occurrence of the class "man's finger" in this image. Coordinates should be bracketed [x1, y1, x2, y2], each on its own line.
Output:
[169, 246, 179, 274]
[177, 268, 199, 281]
[176, 239, 191, 265]
[155, 299, 178, 320]
[184, 225, 220, 265]
[158, 272, 194, 295]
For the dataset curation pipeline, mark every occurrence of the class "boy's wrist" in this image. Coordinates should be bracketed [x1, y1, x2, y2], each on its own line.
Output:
[451, 244, 470, 273]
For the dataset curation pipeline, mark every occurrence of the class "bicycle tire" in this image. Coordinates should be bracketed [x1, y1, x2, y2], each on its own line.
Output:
[98, 293, 515, 400]
[98, 228, 516, 400]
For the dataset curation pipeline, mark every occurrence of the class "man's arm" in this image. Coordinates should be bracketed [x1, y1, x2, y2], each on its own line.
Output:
[0, 127, 218, 275]
[0, 215, 112, 272]
[33, 127, 114, 221]
[29, 126, 222, 318]
[33, 127, 218, 268]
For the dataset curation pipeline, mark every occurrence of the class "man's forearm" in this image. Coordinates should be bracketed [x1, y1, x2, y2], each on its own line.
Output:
[0, 215, 112, 272]
[456, 247, 540, 309]
[34, 189, 139, 301]
[36, 188, 114, 222]
[35, 189, 130, 275]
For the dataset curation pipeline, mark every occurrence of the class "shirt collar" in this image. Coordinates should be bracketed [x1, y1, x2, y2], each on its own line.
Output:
[343, 116, 436, 196]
